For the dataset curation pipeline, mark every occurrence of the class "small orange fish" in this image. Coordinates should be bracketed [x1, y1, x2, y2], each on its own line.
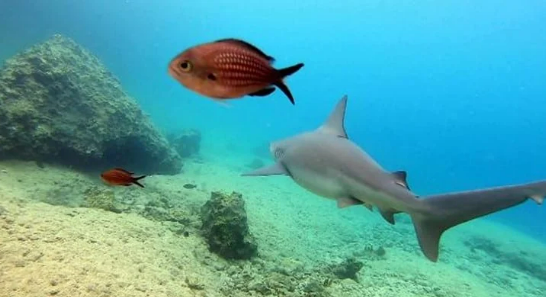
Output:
[100, 168, 146, 188]
[168, 38, 304, 105]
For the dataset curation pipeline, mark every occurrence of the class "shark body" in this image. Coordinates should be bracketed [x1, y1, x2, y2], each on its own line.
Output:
[242, 95, 545, 262]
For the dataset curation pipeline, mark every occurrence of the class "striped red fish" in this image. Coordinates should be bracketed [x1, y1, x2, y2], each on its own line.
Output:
[100, 168, 146, 188]
[168, 38, 304, 105]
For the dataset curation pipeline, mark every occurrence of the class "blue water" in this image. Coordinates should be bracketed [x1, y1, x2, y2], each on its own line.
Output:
[1, 0, 545, 242]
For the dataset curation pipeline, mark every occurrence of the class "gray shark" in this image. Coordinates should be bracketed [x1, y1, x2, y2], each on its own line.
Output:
[242, 95, 545, 262]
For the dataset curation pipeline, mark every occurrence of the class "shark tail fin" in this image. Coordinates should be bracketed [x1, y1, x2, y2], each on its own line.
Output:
[411, 180, 546, 262]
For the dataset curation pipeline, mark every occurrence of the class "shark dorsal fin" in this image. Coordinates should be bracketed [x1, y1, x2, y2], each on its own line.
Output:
[318, 95, 348, 138]
[392, 171, 410, 190]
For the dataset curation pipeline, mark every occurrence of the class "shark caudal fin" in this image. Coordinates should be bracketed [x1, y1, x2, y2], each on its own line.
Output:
[411, 179, 546, 262]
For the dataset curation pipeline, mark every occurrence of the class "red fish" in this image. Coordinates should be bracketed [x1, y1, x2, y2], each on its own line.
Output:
[100, 168, 146, 188]
[168, 38, 304, 105]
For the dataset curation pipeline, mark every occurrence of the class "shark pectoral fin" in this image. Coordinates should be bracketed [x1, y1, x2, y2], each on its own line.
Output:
[241, 162, 288, 177]
[317, 95, 349, 138]
[336, 196, 362, 208]
[378, 208, 396, 225]
[391, 171, 410, 190]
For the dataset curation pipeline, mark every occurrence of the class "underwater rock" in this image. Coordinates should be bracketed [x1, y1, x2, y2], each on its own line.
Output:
[168, 129, 201, 158]
[0, 34, 182, 175]
[223, 259, 332, 297]
[375, 246, 386, 257]
[200, 191, 257, 260]
[325, 257, 363, 281]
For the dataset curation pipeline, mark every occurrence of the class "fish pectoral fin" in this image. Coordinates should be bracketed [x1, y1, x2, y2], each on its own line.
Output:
[249, 87, 276, 97]
[241, 162, 288, 177]
[391, 170, 411, 190]
[211, 98, 232, 108]
[336, 196, 363, 208]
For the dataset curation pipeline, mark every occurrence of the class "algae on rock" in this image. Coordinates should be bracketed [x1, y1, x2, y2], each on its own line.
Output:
[0, 34, 182, 174]
[200, 191, 257, 260]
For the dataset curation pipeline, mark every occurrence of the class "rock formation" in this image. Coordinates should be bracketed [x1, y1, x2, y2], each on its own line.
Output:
[0, 34, 182, 174]
[200, 191, 257, 260]
[168, 129, 201, 158]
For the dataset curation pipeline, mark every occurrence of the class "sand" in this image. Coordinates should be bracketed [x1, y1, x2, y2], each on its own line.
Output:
[0, 158, 545, 297]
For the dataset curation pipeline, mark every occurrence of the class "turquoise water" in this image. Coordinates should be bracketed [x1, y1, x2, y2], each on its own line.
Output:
[1, 1, 546, 296]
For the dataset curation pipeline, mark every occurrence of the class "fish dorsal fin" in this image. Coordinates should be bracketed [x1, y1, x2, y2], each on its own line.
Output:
[215, 38, 275, 62]
[114, 167, 134, 175]
[392, 171, 410, 190]
[318, 95, 348, 138]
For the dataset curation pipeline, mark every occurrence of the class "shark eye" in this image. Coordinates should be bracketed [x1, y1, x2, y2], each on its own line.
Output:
[180, 60, 192, 72]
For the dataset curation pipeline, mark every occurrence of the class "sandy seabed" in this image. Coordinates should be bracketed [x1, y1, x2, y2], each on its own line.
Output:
[0, 157, 545, 297]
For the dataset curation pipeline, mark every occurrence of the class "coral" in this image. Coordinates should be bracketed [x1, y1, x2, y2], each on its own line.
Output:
[0, 34, 182, 174]
[168, 129, 201, 158]
[200, 191, 257, 260]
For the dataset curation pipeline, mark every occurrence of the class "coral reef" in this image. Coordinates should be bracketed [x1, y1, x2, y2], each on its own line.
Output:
[0, 34, 182, 174]
[200, 191, 257, 260]
[168, 129, 201, 158]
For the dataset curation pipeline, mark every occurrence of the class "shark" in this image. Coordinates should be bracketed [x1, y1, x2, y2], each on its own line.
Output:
[242, 95, 545, 262]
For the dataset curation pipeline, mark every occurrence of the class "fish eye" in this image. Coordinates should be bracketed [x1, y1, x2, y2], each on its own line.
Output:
[180, 60, 192, 72]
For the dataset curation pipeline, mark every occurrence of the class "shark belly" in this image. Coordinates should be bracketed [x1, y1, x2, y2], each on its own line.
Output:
[287, 165, 348, 200]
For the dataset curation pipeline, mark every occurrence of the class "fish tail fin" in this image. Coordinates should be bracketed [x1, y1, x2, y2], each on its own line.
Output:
[410, 180, 546, 262]
[277, 63, 304, 78]
[274, 63, 304, 105]
[132, 175, 146, 188]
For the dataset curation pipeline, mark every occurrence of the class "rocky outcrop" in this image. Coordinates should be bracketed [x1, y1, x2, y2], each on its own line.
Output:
[200, 191, 257, 260]
[168, 129, 201, 158]
[0, 34, 182, 174]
